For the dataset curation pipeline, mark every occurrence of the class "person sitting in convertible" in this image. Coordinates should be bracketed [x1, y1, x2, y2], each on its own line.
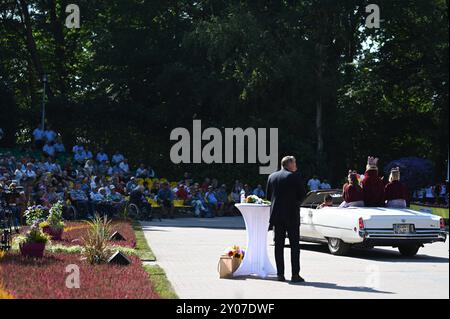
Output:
[340, 170, 364, 208]
[385, 167, 409, 208]
[361, 157, 385, 207]
[317, 194, 334, 209]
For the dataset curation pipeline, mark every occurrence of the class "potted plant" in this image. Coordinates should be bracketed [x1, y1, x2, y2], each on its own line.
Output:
[40, 201, 65, 240]
[15, 222, 50, 258]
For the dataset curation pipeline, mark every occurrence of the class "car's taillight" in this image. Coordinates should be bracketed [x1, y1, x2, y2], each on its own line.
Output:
[440, 218, 446, 230]
[359, 217, 365, 230]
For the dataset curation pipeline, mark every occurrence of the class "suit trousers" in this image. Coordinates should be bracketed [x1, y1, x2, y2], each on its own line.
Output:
[274, 222, 300, 276]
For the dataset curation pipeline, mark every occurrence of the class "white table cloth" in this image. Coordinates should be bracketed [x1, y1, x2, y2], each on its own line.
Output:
[233, 204, 277, 278]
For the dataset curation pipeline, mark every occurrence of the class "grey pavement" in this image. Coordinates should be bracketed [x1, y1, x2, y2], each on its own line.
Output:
[141, 217, 449, 299]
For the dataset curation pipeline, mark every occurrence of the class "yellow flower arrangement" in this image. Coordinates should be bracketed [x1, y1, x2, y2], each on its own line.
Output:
[225, 245, 245, 260]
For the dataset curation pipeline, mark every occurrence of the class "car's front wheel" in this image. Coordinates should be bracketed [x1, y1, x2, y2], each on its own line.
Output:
[398, 245, 421, 257]
[327, 238, 351, 256]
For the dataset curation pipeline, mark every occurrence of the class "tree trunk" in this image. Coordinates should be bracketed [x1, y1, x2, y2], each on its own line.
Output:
[17, 0, 53, 99]
[49, 0, 67, 97]
[315, 43, 325, 162]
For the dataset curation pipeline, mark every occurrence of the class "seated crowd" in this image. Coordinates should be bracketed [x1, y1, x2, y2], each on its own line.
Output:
[0, 134, 269, 223]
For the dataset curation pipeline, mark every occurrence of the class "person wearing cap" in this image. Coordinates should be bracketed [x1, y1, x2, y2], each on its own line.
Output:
[126, 177, 138, 194]
[385, 167, 409, 208]
[130, 185, 153, 220]
[340, 170, 364, 208]
[91, 187, 113, 217]
[361, 156, 385, 207]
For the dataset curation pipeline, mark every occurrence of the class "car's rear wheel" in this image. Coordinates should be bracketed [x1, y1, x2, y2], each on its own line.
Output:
[327, 238, 351, 256]
[398, 245, 421, 257]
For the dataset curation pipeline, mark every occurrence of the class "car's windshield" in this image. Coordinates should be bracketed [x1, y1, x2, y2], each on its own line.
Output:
[301, 190, 343, 208]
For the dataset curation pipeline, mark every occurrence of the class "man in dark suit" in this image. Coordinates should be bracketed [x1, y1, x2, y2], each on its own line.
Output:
[266, 156, 306, 283]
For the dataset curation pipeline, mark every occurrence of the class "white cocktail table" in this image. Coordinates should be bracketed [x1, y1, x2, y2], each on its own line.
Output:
[233, 204, 277, 278]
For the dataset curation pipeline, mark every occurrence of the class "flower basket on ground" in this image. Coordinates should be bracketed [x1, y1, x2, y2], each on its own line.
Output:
[40, 201, 65, 240]
[15, 222, 50, 258]
[218, 246, 245, 279]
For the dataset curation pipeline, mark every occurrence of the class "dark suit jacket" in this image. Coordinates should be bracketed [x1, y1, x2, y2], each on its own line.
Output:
[266, 169, 306, 227]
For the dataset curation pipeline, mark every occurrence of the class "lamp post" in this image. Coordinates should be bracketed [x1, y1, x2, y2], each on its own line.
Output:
[41, 74, 48, 131]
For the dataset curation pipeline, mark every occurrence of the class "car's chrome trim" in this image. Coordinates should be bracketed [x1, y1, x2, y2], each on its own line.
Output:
[360, 229, 447, 241]
[302, 223, 353, 231]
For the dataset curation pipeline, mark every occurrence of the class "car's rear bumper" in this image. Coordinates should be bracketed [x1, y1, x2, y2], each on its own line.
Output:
[359, 229, 447, 247]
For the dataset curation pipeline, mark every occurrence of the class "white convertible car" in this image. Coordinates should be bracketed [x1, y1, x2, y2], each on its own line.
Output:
[300, 190, 447, 257]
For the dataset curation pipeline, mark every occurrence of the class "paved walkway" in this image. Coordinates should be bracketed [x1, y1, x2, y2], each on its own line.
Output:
[141, 217, 449, 299]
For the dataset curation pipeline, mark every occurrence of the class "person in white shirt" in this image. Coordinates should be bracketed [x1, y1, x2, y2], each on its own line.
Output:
[90, 187, 105, 202]
[425, 186, 434, 203]
[54, 138, 65, 153]
[72, 144, 84, 153]
[84, 160, 96, 175]
[136, 163, 148, 178]
[96, 150, 109, 162]
[74, 149, 88, 164]
[307, 175, 321, 191]
[112, 151, 125, 165]
[148, 167, 156, 178]
[43, 142, 56, 157]
[44, 158, 60, 174]
[106, 163, 114, 176]
[24, 163, 37, 181]
[119, 159, 130, 174]
[33, 127, 45, 148]
[320, 180, 332, 190]
[84, 146, 93, 160]
[14, 168, 24, 185]
[44, 127, 57, 142]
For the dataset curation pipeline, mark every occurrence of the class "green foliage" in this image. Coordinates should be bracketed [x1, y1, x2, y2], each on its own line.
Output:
[24, 206, 47, 226]
[46, 201, 65, 230]
[133, 222, 156, 261]
[0, 0, 447, 184]
[46, 244, 138, 256]
[82, 215, 112, 265]
[143, 265, 178, 299]
[15, 223, 50, 246]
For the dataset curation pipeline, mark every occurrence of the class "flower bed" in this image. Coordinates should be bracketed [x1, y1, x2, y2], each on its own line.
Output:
[0, 253, 159, 299]
[19, 220, 137, 248]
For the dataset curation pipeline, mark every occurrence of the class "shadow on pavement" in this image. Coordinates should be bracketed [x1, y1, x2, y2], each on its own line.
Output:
[288, 281, 394, 295]
[294, 243, 449, 264]
[140, 217, 246, 230]
[233, 276, 393, 295]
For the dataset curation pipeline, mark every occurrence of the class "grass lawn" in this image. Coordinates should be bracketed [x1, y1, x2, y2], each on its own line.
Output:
[0, 219, 176, 299]
[143, 264, 178, 299]
[133, 221, 156, 262]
